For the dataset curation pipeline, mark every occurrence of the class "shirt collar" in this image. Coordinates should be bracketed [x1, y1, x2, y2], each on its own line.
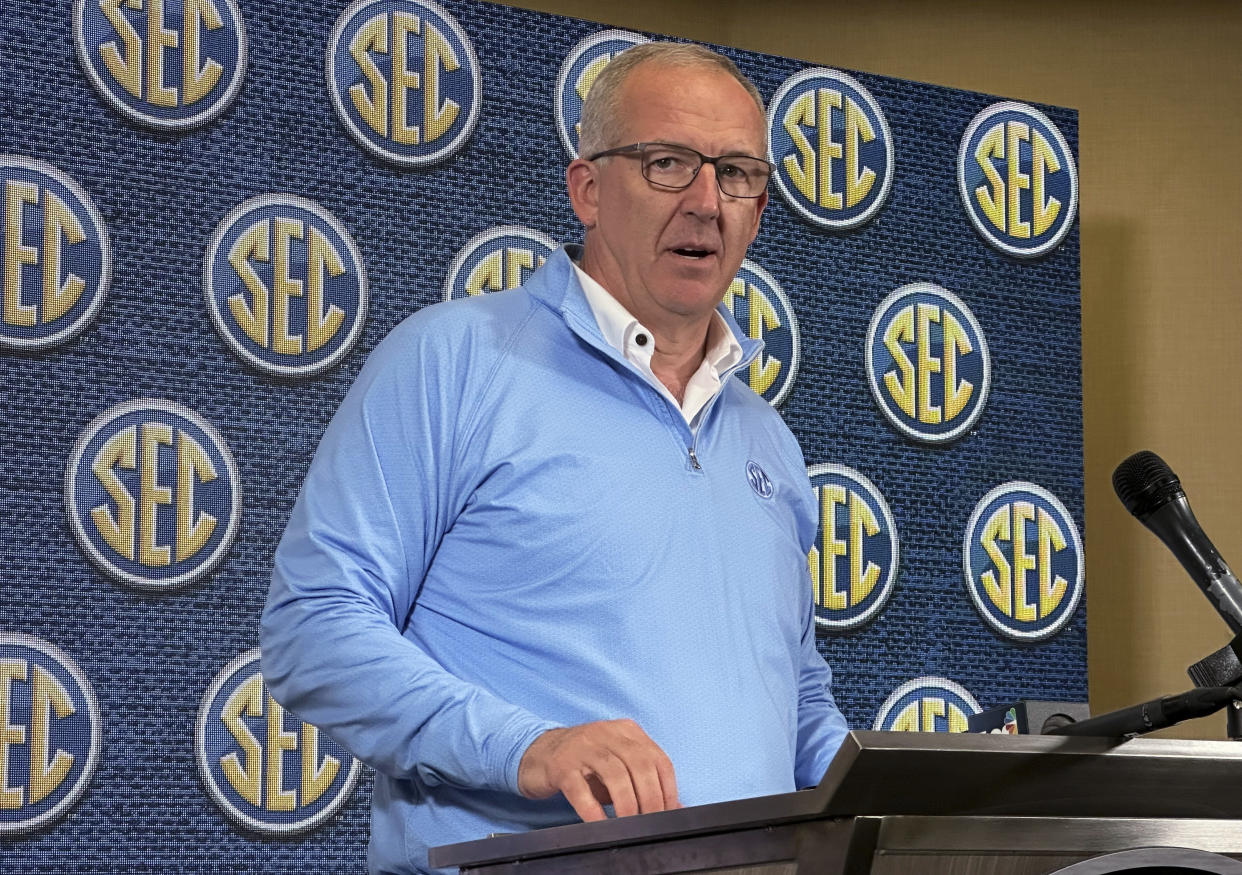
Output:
[571, 261, 743, 374]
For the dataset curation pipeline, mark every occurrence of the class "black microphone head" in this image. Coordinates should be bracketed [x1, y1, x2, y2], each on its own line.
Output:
[1113, 450, 1184, 517]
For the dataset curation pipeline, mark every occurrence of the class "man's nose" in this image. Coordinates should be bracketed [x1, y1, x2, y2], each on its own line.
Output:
[682, 163, 721, 220]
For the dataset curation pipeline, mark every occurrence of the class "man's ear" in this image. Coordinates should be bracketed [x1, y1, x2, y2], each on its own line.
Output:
[566, 158, 599, 229]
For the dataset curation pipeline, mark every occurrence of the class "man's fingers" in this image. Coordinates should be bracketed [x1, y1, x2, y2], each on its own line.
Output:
[560, 772, 608, 823]
[593, 751, 640, 817]
[517, 718, 681, 820]
[656, 749, 680, 812]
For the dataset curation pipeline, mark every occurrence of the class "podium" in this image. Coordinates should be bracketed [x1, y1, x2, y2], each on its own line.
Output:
[429, 731, 1242, 874]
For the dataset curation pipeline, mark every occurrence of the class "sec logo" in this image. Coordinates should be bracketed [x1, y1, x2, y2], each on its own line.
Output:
[768, 67, 893, 230]
[327, 0, 481, 168]
[866, 283, 991, 444]
[723, 259, 800, 407]
[65, 399, 242, 591]
[806, 464, 899, 632]
[73, 0, 247, 131]
[0, 634, 102, 836]
[554, 29, 648, 158]
[958, 101, 1078, 258]
[196, 649, 362, 835]
[204, 194, 368, 378]
[443, 225, 558, 301]
[0, 156, 110, 351]
[964, 481, 1083, 641]
[873, 676, 981, 733]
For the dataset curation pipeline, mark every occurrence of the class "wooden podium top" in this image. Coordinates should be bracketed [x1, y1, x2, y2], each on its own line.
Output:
[430, 731, 1242, 870]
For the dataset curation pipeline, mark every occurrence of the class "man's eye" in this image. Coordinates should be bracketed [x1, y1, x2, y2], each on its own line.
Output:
[718, 163, 746, 179]
[649, 154, 689, 171]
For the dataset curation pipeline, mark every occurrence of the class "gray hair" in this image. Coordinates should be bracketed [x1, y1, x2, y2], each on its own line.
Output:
[576, 42, 766, 158]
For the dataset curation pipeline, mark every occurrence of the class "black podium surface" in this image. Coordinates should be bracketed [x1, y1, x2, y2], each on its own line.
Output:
[430, 731, 1242, 874]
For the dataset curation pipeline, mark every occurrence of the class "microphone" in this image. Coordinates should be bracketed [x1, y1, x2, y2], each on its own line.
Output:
[1046, 686, 1240, 738]
[1113, 451, 1242, 635]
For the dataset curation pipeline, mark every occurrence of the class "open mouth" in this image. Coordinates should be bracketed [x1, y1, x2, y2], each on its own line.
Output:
[672, 248, 713, 259]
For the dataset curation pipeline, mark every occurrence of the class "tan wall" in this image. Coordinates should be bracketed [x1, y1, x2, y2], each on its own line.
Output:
[495, 0, 1242, 738]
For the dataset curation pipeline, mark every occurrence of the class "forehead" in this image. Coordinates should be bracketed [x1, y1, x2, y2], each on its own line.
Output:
[614, 63, 767, 154]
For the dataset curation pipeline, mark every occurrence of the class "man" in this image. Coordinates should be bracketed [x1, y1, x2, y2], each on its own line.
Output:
[261, 42, 849, 874]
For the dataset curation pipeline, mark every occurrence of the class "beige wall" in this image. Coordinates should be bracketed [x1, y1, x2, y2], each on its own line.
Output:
[495, 0, 1242, 737]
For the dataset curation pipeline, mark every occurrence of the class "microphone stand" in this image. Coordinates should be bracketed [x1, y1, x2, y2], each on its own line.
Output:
[1187, 632, 1242, 740]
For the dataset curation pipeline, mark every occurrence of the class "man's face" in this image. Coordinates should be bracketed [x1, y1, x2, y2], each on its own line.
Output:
[568, 63, 768, 334]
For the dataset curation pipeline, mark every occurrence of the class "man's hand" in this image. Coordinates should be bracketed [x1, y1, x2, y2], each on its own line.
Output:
[517, 719, 680, 822]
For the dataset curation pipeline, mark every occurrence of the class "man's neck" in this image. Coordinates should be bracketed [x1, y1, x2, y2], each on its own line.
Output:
[576, 256, 715, 403]
[648, 328, 710, 404]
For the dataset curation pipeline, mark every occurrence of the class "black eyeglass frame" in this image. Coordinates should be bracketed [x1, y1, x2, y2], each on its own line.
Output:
[585, 142, 774, 199]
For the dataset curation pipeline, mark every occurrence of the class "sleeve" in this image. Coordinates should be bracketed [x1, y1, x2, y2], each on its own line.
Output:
[784, 435, 850, 789]
[259, 311, 560, 796]
[791, 595, 851, 789]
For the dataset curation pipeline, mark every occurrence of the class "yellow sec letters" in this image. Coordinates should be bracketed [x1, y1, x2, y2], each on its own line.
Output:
[806, 464, 899, 632]
[66, 400, 241, 591]
[964, 482, 1084, 641]
[0, 635, 101, 836]
[873, 676, 981, 733]
[723, 259, 801, 407]
[958, 101, 1078, 258]
[443, 226, 558, 302]
[205, 194, 368, 378]
[328, 0, 480, 167]
[768, 68, 892, 229]
[867, 283, 990, 443]
[74, 0, 247, 130]
[196, 649, 360, 834]
[0, 158, 109, 350]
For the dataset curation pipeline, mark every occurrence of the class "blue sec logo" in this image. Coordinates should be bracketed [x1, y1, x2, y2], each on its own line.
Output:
[768, 68, 893, 230]
[0, 156, 110, 351]
[0, 634, 102, 836]
[73, 0, 247, 131]
[443, 225, 558, 301]
[866, 283, 991, 444]
[327, 0, 481, 168]
[205, 194, 368, 378]
[745, 460, 773, 500]
[554, 29, 648, 158]
[958, 101, 1078, 258]
[65, 399, 242, 591]
[723, 259, 800, 407]
[964, 481, 1083, 642]
[806, 463, 899, 632]
[196, 648, 362, 835]
[873, 676, 981, 733]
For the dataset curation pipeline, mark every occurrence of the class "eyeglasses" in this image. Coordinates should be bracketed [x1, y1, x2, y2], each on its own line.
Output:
[586, 142, 773, 199]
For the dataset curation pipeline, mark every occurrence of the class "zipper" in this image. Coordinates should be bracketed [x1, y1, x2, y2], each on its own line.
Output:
[688, 447, 701, 470]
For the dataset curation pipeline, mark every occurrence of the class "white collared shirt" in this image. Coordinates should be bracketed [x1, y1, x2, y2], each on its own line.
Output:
[573, 263, 743, 427]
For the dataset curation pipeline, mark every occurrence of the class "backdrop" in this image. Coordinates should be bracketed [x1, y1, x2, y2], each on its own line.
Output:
[2, 0, 1082, 868]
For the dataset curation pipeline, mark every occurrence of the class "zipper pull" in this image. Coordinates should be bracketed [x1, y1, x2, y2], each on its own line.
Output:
[688, 447, 701, 470]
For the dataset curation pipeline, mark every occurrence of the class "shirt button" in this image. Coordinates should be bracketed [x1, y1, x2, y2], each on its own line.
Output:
[635, 333, 649, 347]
